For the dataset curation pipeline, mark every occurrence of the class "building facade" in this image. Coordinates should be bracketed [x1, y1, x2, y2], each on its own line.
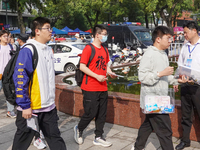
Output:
[0, 1, 35, 31]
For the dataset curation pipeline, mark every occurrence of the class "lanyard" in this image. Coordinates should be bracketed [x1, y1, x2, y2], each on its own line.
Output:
[188, 43, 199, 58]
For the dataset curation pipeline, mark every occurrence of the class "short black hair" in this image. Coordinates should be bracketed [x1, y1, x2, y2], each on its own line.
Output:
[18, 34, 29, 43]
[152, 26, 173, 43]
[183, 21, 198, 33]
[93, 24, 108, 38]
[0, 30, 9, 37]
[31, 17, 51, 37]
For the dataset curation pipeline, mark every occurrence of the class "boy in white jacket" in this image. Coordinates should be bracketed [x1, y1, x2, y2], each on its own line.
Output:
[133, 26, 188, 150]
[12, 17, 66, 150]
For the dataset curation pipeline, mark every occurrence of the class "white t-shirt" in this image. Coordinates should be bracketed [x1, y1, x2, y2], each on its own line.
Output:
[0, 45, 11, 74]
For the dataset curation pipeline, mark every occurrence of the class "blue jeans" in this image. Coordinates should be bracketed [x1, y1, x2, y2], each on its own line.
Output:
[0, 80, 14, 112]
[7, 101, 14, 112]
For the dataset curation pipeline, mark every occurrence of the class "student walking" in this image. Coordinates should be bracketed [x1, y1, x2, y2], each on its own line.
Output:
[16, 33, 46, 150]
[74, 24, 116, 147]
[12, 17, 66, 150]
[133, 26, 188, 150]
[0, 30, 16, 118]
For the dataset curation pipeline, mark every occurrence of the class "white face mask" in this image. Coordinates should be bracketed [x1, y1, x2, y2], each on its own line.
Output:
[99, 35, 108, 43]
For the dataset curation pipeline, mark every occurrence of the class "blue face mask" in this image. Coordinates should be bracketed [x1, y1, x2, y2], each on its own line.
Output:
[100, 35, 108, 43]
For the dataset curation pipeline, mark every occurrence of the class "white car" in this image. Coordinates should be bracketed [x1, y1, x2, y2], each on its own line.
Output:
[48, 42, 86, 72]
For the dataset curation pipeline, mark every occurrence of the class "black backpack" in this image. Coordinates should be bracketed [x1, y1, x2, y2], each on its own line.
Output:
[2, 43, 38, 105]
[75, 44, 108, 86]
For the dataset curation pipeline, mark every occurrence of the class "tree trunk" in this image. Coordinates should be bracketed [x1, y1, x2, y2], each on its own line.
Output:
[166, 18, 173, 30]
[94, 10, 100, 26]
[16, 1, 25, 34]
[152, 12, 158, 27]
[84, 13, 93, 30]
[159, 4, 176, 30]
[145, 13, 149, 28]
[172, 13, 177, 27]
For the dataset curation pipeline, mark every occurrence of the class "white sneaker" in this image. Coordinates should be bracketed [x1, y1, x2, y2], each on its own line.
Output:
[33, 138, 46, 149]
[6, 111, 16, 118]
[131, 145, 144, 150]
[93, 137, 112, 147]
[131, 145, 135, 150]
[40, 130, 45, 140]
[74, 125, 83, 145]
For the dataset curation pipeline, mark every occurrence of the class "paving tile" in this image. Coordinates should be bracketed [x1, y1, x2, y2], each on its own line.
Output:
[86, 136, 132, 150]
[191, 141, 200, 149]
[0, 142, 13, 150]
[65, 139, 92, 150]
[145, 136, 161, 150]
[172, 136, 179, 143]
[122, 143, 134, 150]
[105, 122, 125, 131]
[112, 131, 137, 142]
[0, 92, 199, 150]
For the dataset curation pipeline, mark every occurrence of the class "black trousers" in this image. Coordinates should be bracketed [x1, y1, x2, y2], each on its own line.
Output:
[180, 83, 200, 144]
[78, 90, 108, 138]
[12, 108, 66, 150]
[134, 114, 173, 150]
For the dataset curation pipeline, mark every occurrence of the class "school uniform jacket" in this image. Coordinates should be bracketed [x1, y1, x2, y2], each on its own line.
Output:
[13, 39, 55, 110]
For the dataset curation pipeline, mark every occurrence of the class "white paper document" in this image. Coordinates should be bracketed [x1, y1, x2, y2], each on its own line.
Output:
[27, 114, 39, 132]
[175, 64, 200, 84]
[107, 72, 124, 78]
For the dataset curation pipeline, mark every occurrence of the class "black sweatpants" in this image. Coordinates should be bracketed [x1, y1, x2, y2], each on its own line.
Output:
[134, 114, 173, 150]
[180, 83, 200, 144]
[78, 90, 108, 138]
[12, 108, 66, 150]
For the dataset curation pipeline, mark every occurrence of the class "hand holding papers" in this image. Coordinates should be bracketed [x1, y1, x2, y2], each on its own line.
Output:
[174, 65, 200, 84]
[107, 72, 124, 78]
[27, 114, 39, 132]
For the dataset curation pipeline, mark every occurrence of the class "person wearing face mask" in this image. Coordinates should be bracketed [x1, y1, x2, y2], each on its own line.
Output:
[74, 24, 116, 147]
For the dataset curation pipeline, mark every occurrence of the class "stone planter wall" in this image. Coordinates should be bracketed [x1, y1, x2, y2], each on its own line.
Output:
[55, 73, 200, 142]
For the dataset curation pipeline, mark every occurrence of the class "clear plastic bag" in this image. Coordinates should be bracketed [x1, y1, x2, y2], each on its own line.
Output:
[143, 88, 175, 114]
[174, 65, 200, 84]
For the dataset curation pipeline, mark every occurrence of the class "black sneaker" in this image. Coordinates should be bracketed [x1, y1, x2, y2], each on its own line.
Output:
[175, 141, 190, 150]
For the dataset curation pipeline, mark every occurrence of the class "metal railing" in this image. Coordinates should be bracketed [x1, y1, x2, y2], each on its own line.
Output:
[168, 43, 184, 63]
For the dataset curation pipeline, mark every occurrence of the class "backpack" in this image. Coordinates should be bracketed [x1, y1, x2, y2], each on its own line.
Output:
[75, 44, 108, 86]
[2, 43, 38, 105]
[0, 43, 20, 56]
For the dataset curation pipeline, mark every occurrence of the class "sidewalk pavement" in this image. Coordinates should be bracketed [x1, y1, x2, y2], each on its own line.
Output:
[1, 92, 200, 150]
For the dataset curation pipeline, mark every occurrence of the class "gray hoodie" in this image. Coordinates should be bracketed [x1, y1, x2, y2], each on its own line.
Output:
[139, 46, 178, 109]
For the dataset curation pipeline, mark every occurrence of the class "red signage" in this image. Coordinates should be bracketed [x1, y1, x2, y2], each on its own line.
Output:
[68, 32, 79, 35]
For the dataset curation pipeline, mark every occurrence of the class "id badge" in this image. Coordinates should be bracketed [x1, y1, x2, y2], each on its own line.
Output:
[186, 59, 192, 68]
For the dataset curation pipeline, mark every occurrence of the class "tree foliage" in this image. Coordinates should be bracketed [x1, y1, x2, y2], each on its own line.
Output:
[137, 0, 193, 29]
[4, 0, 199, 34]
[42, 0, 145, 31]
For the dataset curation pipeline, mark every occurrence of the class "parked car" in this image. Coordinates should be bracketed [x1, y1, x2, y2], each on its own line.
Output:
[48, 42, 86, 72]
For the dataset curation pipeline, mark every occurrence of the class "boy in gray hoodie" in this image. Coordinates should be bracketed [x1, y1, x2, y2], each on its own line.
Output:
[133, 26, 188, 150]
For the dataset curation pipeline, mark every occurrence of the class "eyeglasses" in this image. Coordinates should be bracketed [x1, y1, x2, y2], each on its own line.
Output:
[38, 27, 52, 32]
[162, 37, 173, 42]
[100, 33, 108, 36]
